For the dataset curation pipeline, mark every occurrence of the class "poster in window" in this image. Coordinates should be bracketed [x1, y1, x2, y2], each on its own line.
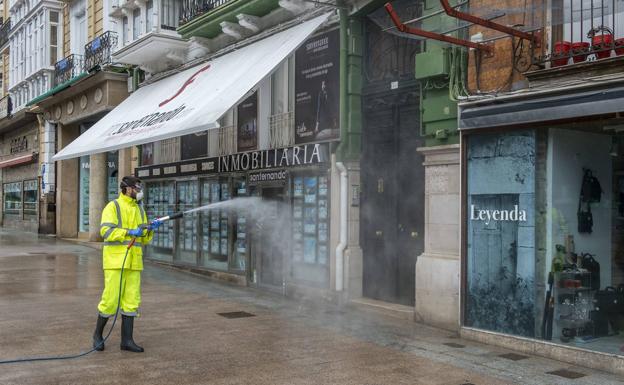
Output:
[141, 143, 154, 166]
[237, 91, 258, 152]
[293, 177, 304, 197]
[304, 177, 317, 203]
[303, 237, 317, 263]
[295, 29, 340, 144]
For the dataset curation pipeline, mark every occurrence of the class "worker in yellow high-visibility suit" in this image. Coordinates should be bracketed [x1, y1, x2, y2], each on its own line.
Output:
[92, 175, 162, 353]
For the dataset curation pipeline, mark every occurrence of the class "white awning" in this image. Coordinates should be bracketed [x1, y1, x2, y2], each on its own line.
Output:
[53, 13, 331, 161]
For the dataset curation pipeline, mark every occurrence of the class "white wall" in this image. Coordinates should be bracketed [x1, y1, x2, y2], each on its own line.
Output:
[547, 128, 612, 287]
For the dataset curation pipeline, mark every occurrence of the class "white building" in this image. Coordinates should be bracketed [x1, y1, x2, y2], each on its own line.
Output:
[8, 0, 62, 111]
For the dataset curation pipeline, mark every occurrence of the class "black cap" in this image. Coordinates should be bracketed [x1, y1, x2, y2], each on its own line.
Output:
[120, 175, 142, 191]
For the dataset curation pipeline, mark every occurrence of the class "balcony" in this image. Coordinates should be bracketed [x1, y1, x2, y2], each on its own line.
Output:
[53, 55, 86, 86]
[179, 0, 232, 26]
[533, 0, 624, 68]
[85, 31, 119, 71]
[0, 19, 11, 49]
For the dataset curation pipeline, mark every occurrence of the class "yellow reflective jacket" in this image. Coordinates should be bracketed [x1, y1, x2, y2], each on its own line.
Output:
[100, 193, 153, 271]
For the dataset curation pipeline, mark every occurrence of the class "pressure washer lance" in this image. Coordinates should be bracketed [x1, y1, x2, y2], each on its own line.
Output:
[0, 212, 185, 365]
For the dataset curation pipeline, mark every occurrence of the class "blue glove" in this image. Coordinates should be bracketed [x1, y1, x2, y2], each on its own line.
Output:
[127, 228, 144, 237]
[147, 219, 163, 231]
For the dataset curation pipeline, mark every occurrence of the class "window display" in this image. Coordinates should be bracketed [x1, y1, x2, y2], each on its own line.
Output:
[106, 151, 118, 202]
[177, 181, 198, 264]
[3, 182, 22, 216]
[79, 155, 90, 232]
[23, 180, 38, 217]
[200, 179, 229, 270]
[291, 175, 329, 265]
[232, 177, 247, 271]
[145, 181, 175, 262]
[465, 128, 624, 356]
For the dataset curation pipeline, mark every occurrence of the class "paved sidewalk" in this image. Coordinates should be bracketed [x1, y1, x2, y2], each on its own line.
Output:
[0, 229, 622, 385]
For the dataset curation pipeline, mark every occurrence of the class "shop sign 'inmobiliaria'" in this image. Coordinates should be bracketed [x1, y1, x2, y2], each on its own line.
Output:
[136, 143, 329, 180]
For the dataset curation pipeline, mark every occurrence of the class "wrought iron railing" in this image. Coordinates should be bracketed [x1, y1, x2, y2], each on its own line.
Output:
[269, 111, 294, 148]
[0, 19, 11, 48]
[179, 0, 232, 26]
[54, 54, 85, 86]
[84, 31, 119, 71]
[533, 0, 624, 68]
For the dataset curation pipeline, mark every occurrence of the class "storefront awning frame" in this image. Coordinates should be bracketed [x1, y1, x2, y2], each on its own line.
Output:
[459, 83, 624, 130]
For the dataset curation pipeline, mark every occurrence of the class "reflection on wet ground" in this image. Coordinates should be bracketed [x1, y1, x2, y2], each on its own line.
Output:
[0, 229, 622, 385]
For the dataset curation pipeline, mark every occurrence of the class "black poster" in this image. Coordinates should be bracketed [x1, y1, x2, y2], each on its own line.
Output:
[237, 91, 258, 152]
[295, 29, 340, 144]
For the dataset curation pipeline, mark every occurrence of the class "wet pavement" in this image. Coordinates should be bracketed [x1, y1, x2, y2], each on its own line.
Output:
[0, 229, 623, 385]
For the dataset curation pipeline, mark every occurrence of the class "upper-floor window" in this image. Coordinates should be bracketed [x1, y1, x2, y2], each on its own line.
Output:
[146, 0, 154, 32]
[70, 0, 87, 55]
[122, 16, 129, 44]
[133, 8, 141, 40]
[161, 0, 180, 29]
[49, 11, 59, 65]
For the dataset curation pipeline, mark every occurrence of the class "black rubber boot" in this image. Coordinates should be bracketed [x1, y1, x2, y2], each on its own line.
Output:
[120, 315, 144, 353]
[93, 315, 108, 351]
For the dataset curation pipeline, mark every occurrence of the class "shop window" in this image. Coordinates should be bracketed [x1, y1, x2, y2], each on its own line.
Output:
[79, 155, 90, 232]
[177, 180, 198, 264]
[23, 179, 38, 217]
[3, 182, 22, 216]
[231, 177, 248, 271]
[145, 181, 175, 262]
[291, 175, 330, 267]
[107, 151, 118, 202]
[466, 131, 536, 337]
[466, 127, 624, 357]
[200, 179, 230, 270]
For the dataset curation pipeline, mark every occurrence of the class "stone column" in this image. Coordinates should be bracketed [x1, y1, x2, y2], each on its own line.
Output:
[117, 147, 133, 179]
[56, 124, 80, 238]
[344, 161, 363, 299]
[415, 144, 461, 331]
[88, 152, 107, 242]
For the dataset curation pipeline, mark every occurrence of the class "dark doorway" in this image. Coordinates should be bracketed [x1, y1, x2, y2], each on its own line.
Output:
[254, 186, 287, 289]
[360, 4, 424, 306]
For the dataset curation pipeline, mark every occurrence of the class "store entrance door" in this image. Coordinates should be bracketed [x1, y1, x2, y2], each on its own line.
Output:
[255, 186, 287, 290]
[361, 90, 424, 306]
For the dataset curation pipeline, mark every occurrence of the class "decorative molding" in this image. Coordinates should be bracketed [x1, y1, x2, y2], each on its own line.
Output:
[237, 14, 262, 33]
[220, 21, 247, 40]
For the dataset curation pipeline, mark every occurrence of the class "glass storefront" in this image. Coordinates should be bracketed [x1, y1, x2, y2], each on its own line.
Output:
[200, 178, 230, 270]
[176, 180, 199, 264]
[465, 127, 624, 356]
[145, 181, 175, 261]
[3, 182, 22, 217]
[78, 155, 90, 232]
[107, 151, 118, 202]
[23, 180, 38, 217]
[291, 174, 330, 284]
[142, 168, 329, 287]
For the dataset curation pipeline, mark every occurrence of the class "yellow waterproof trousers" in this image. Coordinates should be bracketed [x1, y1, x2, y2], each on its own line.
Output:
[97, 269, 141, 317]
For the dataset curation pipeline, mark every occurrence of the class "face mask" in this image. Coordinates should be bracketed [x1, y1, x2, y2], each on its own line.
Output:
[135, 191, 144, 201]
